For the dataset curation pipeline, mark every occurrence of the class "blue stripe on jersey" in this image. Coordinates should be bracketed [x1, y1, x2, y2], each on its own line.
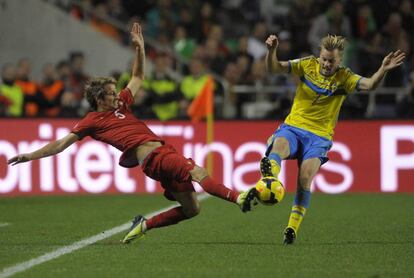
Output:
[288, 61, 292, 73]
[300, 76, 333, 96]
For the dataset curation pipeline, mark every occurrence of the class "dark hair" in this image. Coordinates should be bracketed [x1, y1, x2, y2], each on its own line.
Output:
[56, 60, 69, 70]
[69, 51, 84, 63]
[84, 77, 117, 111]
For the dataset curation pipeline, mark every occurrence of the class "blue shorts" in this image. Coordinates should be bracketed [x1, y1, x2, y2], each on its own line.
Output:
[265, 124, 332, 165]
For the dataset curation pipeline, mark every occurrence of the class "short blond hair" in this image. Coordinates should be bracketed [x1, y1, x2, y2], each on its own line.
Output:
[320, 35, 346, 52]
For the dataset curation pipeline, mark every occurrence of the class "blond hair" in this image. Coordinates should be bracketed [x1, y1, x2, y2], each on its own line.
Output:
[84, 77, 117, 111]
[320, 35, 346, 52]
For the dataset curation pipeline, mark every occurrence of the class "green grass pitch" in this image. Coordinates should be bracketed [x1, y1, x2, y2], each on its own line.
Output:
[0, 193, 413, 277]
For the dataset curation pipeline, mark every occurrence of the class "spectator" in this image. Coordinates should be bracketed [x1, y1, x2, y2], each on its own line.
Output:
[193, 2, 217, 43]
[204, 38, 227, 75]
[38, 63, 65, 117]
[277, 31, 294, 61]
[15, 58, 40, 117]
[177, 6, 196, 38]
[179, 57, 212, 117]
[56, 60, 71, 89]
[70, 0, 93, 21]
[116, 59, 133, 92]
[355, 4, 377, 40]
[141, 53, 182, 121]
[145, 0, 178, 39]
[358, 32, 387, 77]
[67, 51, 89, 112]
[234, 53, 253, 85]
[0, 64, 24, 117]
[0, 94, 12, 117]
[247, 21, 269, 61]
[396, 70, 414, 117]
[206, 24, 230, 56]
[287, 0, 317, 56]
[308, 0, 352, 55]
[249, 59, 270, 85]
[107, 0, 128, 23]
[89, 3, 122, 42]
[222, 62, 242, 118]
[382, 12, 411, 87]
[400, 0, 414, 36]
[173, 25, 196, 61]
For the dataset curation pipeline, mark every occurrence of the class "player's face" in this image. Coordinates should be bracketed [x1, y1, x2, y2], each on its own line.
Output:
[319, 48, 342, 76]
[98, 84, 119, 111]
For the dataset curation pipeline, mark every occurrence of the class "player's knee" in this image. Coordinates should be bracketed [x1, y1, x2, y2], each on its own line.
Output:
[183, 202, 200, 218]
[272, 138, 290, 158]
[190, 166, 208, 183]
[298, 175, 312, 191]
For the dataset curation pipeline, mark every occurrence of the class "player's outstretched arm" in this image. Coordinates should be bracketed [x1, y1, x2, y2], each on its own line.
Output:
[358, 50, 406, 91]
[127, 22, 145, 97]
[265, 35, 289, 74]
[7, 133, 79, 166]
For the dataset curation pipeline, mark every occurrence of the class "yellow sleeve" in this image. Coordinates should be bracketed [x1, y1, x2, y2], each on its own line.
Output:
[343, 68, 362, 93]
[288, 56, 313, 76]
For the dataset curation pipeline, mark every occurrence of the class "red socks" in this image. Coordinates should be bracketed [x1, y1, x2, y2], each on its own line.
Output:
[146, 177, 239, 231]
[200, 176, 239, 203]
[146, 207, 188, 230]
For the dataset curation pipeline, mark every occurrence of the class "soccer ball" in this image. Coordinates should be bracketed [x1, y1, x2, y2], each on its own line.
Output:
[255, 177, 285, 205]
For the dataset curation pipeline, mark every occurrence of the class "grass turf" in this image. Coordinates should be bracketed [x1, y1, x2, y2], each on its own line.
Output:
[0, 193, 413, 277]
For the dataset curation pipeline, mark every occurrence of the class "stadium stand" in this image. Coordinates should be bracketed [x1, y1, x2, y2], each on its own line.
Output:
[1, 0, 413, 119]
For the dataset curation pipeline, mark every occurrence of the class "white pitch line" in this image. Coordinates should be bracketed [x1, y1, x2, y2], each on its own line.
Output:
[0, 223, 10, 228]
[0, 193, 211, 278]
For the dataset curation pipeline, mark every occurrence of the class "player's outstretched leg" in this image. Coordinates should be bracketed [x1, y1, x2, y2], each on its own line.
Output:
[194, 167, 257, 212]
[153, 150, 258, 213]
[122, 192, 200, 244]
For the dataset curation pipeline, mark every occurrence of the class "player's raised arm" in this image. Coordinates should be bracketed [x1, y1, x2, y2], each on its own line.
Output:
[265, 35, 289, 74]
[127, 22, 145, 97]
[358, 50, 406, 91]
[7, 133, 79, 166]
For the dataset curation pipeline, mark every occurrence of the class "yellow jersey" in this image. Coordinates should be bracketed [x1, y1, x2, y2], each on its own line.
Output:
[285, 56, 362, 140]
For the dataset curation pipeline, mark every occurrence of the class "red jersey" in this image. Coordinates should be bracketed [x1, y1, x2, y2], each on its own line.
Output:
[71, 88, 164, 167]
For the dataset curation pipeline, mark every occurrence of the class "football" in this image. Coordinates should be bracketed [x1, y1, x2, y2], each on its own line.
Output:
[255, 177, 285, 205]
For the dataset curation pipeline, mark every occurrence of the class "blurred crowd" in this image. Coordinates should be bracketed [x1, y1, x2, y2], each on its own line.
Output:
[1, 0, 414, 119]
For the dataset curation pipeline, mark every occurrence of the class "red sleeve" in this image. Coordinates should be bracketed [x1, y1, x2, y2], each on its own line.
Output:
[119, 88, 134, 106]
[71, 114, 93, 140]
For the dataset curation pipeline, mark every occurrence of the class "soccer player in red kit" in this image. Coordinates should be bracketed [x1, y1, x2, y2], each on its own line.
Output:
[7, 23, 257, 244]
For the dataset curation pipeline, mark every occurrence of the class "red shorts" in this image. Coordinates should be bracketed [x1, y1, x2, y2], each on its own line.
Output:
[141, 144, 196, 199]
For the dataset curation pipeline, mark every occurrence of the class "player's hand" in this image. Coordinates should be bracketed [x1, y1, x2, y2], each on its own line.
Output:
[382, 50, 405, 71]
[7, 154, 31, 166]
[265, 35, 279, 51]
[130, 22, 144, 48]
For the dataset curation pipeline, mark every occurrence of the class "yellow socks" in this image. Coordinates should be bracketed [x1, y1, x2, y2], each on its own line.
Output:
[287, 205, 306, 233]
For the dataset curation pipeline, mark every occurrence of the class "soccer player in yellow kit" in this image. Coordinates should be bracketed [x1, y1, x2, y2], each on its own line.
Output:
[263, 34, 405, 244]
